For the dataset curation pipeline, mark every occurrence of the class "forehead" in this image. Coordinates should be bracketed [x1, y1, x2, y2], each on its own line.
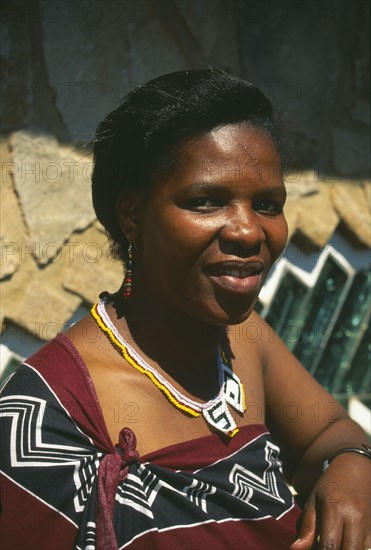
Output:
[171, 123, 282, 184]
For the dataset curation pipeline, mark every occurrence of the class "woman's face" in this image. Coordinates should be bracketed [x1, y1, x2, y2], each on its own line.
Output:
[134, 123, 288, 325]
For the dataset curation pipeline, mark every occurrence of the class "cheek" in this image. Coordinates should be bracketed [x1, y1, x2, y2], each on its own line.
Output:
[267, 217, 288, 261]
[152, 210, 215, 258]
[140, 211, 202, 273]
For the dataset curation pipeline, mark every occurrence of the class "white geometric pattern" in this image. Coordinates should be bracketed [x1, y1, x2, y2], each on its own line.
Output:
[0, 395, 101, 512]
[222, 363, 245, 413]
[85, 521, 96, 550]
[183, 478, 216, 513]
[116, 464, 217, 517]
[230, 441, 285, 508]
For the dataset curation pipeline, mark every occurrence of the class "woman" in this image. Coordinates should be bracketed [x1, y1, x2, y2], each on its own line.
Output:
[0, 69, 370, 550]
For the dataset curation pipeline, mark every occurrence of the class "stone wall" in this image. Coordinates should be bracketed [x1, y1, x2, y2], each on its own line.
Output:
[0, 0, 370, 349]
[1, 0, 370, 177]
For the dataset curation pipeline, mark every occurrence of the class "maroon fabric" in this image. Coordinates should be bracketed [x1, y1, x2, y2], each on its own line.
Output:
[125, 519, 298, 550]
[1, 334, 302, 549]
[0, 473, 77, 550]
[28, 333, 115, 453]
[96, 428, 139, 550]
[141, 422, 269, 467]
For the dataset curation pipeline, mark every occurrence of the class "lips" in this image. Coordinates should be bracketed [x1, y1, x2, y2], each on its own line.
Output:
[205, 261, 264, 294]
[208, 263, 263, 277]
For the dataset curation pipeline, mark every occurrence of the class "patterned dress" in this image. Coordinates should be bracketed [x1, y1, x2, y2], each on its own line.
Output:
[0, 334, 301, 549]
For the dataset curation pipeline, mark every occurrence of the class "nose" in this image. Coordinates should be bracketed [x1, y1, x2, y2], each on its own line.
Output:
[219, 204, 265, 256]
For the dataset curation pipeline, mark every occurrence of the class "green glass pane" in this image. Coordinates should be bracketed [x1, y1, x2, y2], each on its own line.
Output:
[332, 395, 349, 409]
[254, 299, 264, 315]
[360, 396, 371, 409]
[293, 257, 348, 372]
[342, 322, 371, 396]
[316, 270, 370, 393]
[0, 356, 22, 383]
[265, 271, 308, 350]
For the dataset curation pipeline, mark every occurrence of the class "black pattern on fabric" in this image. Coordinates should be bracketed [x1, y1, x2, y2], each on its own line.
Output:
[0, 365, 101, 526]
[0, 345, 298, 550]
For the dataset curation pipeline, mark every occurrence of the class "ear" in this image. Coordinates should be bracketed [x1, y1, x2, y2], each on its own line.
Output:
[115, 191, 144, 241]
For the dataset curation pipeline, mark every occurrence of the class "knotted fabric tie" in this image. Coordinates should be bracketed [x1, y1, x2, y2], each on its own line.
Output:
[97, 427, 139, 550]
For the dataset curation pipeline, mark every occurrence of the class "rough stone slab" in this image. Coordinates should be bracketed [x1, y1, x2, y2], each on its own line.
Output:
[1, 0, 70, 140]
[363, 180, 371, 209]
[9, 130, 96, 264]
[0, 236, 20, 280]
[286, 185, 339, 249]
[175, 0, 222, 56]
[63, 226, 123, 305]
[1, 233, 82, 339]
[0, 138, 27, 280]
[331, 183, 371, 248]
[0, 244, 40, 336]
[127, 11, 189, 86]
[351, 99, 370, 125]
[282, 205, 299, 241]
[40, 0, 134, 142]
[94, 219, 107, 234]
[332, 127, 370, 177]
[7, 279, 81, 341]
[284, 170, 320, 198]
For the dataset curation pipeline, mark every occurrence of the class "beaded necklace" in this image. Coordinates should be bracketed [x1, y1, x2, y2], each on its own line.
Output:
[91, 297, 246, 438]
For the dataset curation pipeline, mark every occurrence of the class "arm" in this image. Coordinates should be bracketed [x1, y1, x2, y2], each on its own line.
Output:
[250, 313, 370, 550]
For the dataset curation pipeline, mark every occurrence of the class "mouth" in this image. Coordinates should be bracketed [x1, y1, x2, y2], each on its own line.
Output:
[207, 264, 263, 278]
[205, 262, 264, 294]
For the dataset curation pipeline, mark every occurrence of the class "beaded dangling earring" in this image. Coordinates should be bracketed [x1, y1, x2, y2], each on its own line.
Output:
[123, 241, 134, 299]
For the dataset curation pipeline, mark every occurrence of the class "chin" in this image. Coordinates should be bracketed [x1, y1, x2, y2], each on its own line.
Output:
[221, 308, 256, 326]
[201, 300, 258, 327]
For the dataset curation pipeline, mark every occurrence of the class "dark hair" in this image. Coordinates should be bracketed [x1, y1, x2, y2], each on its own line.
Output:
[92, 68, 284, 261]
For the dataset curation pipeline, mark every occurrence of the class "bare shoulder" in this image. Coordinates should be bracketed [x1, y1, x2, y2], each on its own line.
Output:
[226, 311, 273, 420]
[247, 313, 342, 410]
[226, 310, 298, 406]
[227, 310, 276, 367]
[234, 312, 350, 470]
[65, 314, 116, 367]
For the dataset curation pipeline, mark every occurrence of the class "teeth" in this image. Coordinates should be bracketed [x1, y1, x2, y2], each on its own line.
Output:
[212, 267, 262, 278]
[208, 264, 262, 278]
[219, 269, 246, 278]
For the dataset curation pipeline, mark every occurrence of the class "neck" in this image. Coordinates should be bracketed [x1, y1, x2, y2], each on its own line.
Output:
[108, 288, 227, 400]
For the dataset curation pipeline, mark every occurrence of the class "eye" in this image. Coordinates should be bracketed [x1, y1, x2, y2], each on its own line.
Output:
[253, 199, 283, 215]
[184, 197, 221, 211]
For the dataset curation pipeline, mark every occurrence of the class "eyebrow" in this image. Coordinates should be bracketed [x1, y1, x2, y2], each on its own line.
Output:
[182, 181, 287, 198]
[184, 182, 223, 194]
[260, 186, 287, 198]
